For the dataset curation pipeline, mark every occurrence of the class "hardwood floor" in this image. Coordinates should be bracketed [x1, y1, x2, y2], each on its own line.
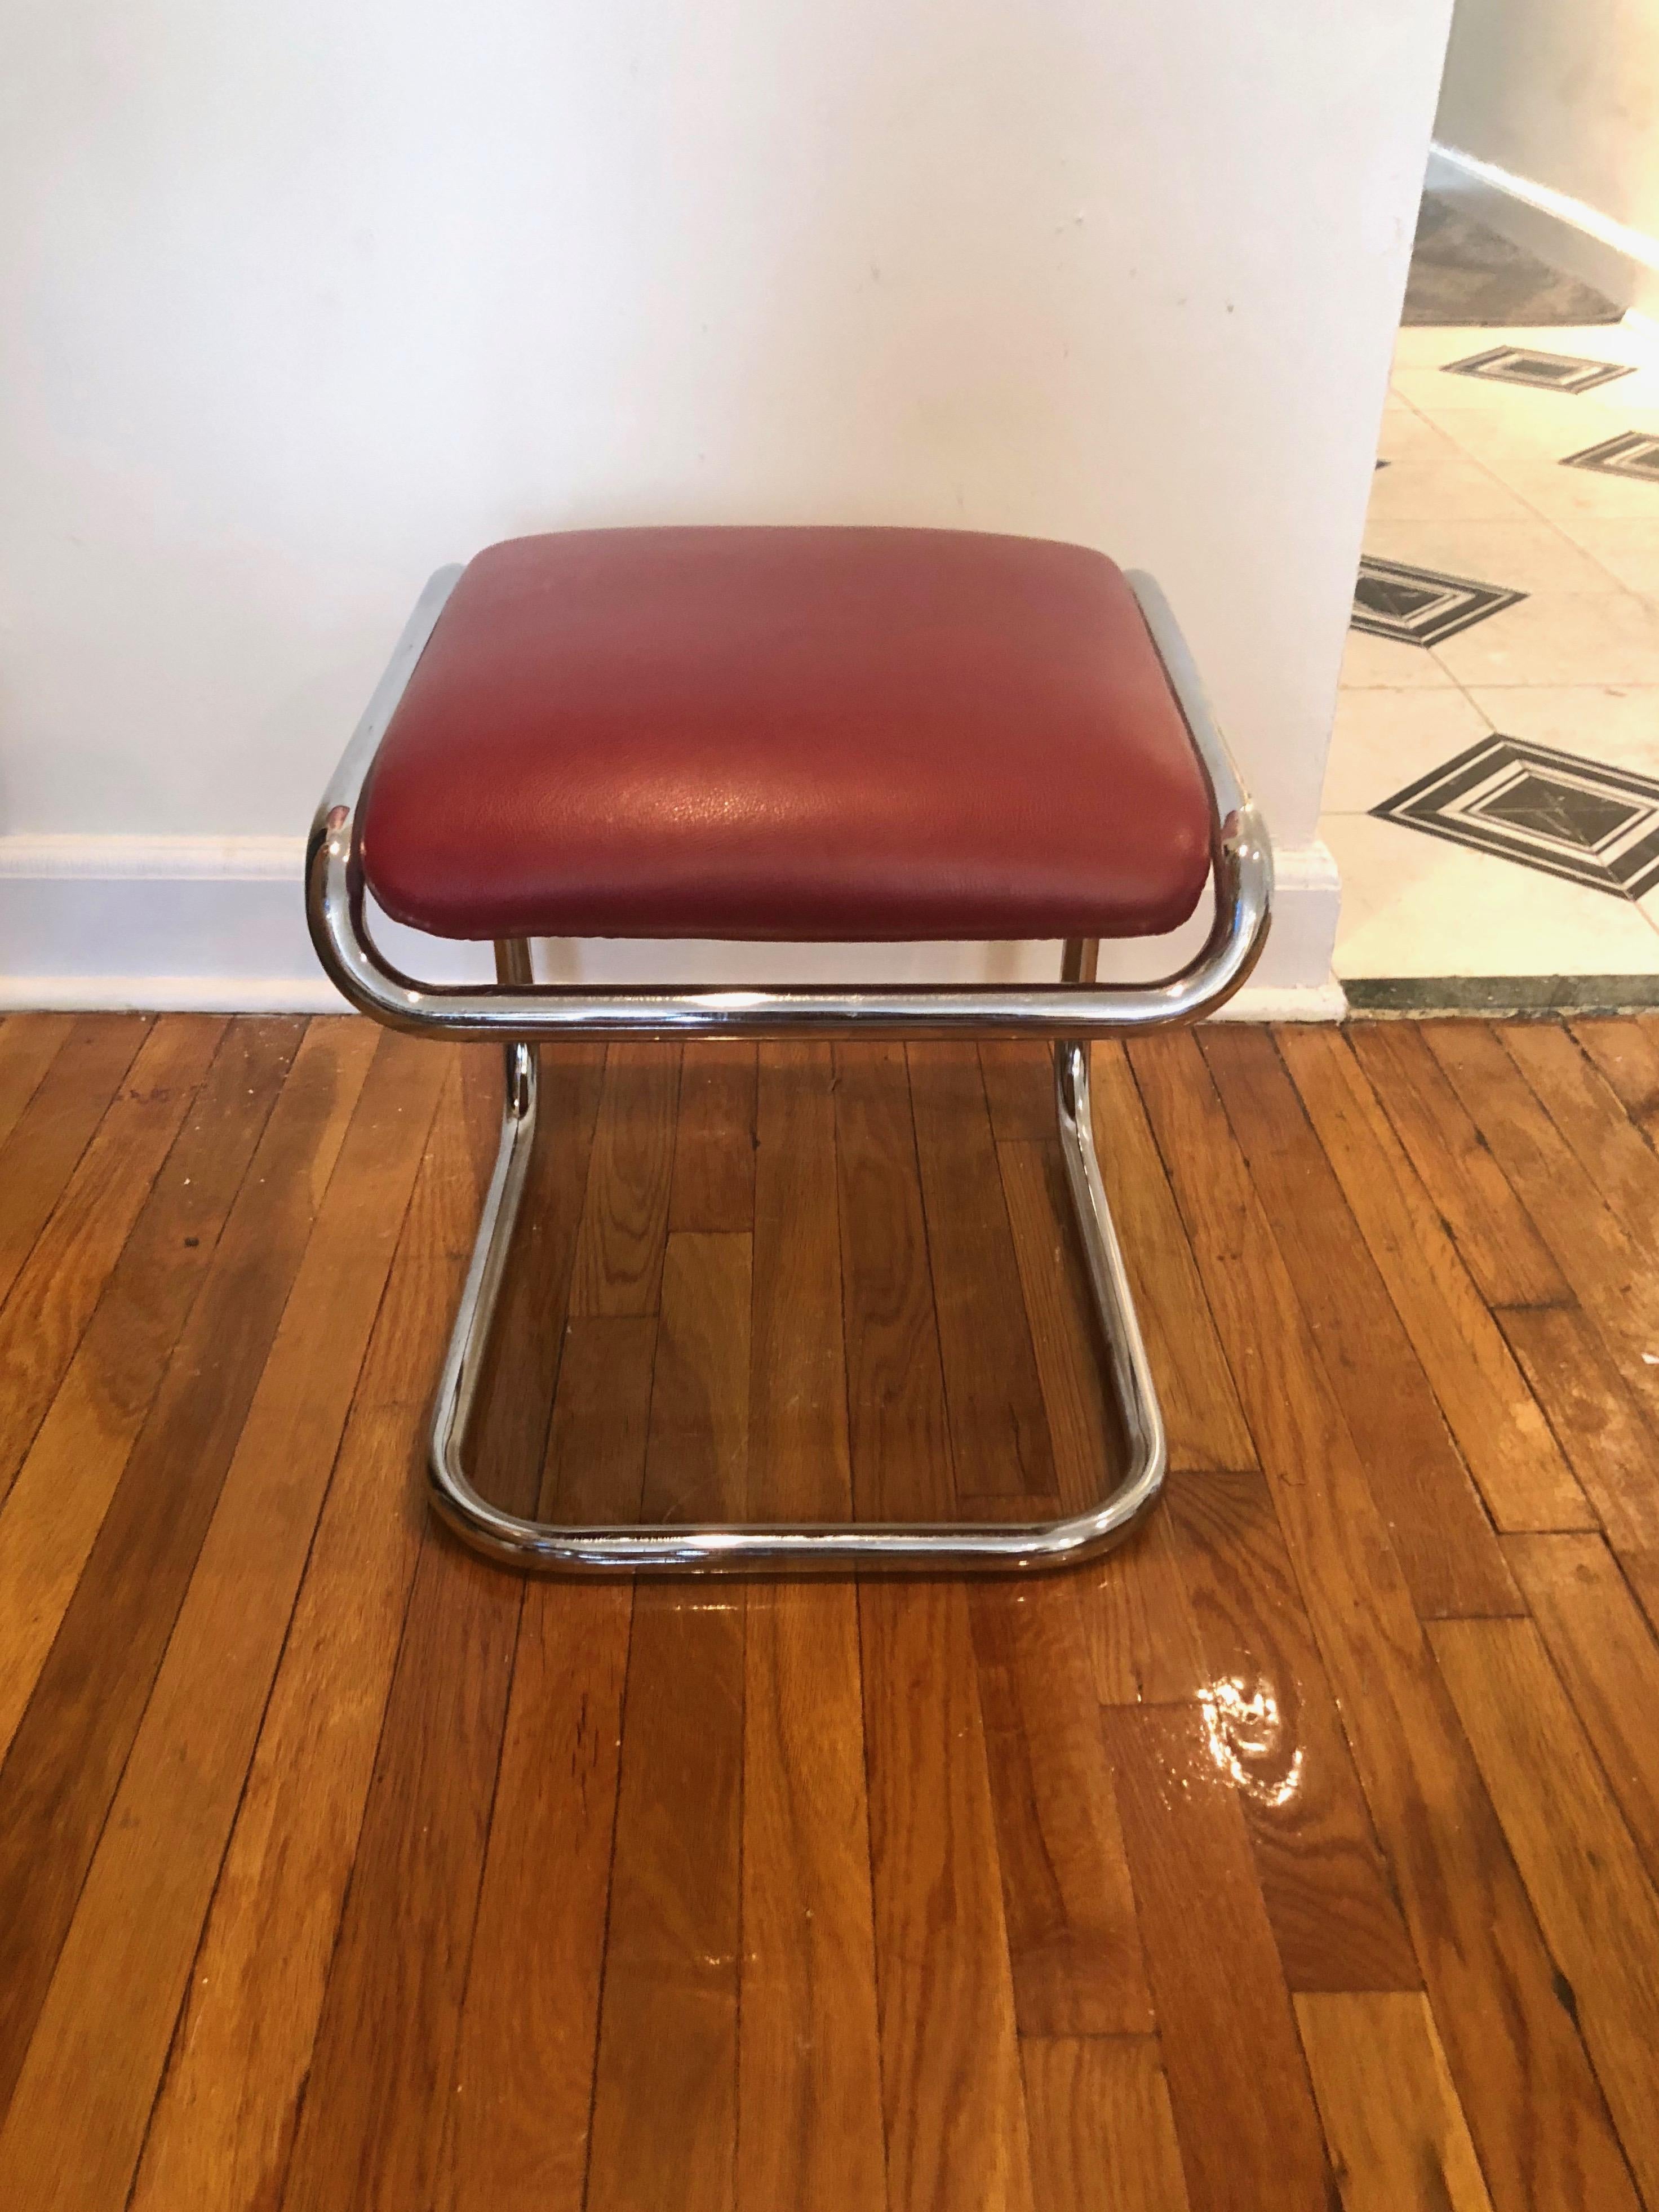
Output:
[0, 1011, 1655, 2211]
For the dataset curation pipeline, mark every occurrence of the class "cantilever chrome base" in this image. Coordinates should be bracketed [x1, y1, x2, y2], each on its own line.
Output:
[307, 561, 1272, 1573]
[429, 1007, 1165, 1571]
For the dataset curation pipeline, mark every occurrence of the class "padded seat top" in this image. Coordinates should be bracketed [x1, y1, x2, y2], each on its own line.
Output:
[359, 527, 1214, 944]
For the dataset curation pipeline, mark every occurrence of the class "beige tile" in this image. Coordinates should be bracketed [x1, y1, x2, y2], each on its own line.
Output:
[1462, 685, 1659, 779]
[1339, 625, 1461, 690]
[1320, 687, 1493, 815]
[1478, 456, 1659, 525]
[1361, 514, 1620, 597]
[1432, 590, 1659, 687]
[1324, 811, 1659, 980]
[1363, 456, 1538, 523]
[1374, 408, 1463, 464]
[1432, 396, 1659, 466]
[1545, 517, 1659, 596]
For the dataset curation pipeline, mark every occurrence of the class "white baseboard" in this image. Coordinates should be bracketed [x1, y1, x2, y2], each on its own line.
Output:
[1426, 143, 1659, 321]
[0, 832, 1345, 1021]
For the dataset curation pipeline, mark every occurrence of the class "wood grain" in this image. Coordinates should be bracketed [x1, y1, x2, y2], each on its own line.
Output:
[584, 1588, 745, 2212]
[669, 1041, 756, 1232]
[977, 1038, 1055, 1142]
[1430, 1616, 1659, 2208]
[1570, 1016, 1659, 1144]
[1200, 1024, 1519, 1618]
[570, 1043, 681, 1314]
[1087, 1041, 1258, 1476]
[1494, 1305, 1659, 1563]
[1166, 1467, 1418, 1993]
[1130, 1028, 1642, 2212]
[0, 1019, 301, 1764]
[908, 1042, 1056, 1502]
[640, 1232, 751, 1522]
[738, 1582, 885, 2212]
[1501, 1020, 1659, 1243]
[968, 1580, 1153, 2036]
[1021, 2038, 1192, 2212]
[1424, 1022, 1659, 1434]
[438, 1578, 632, 2212]
[1104, 1701, 1332, 2212]
[834, 1042, 956, 1522]
[861, 1576, 1035, 2212]
[748, 1044, 851, 1520]
[0, 1014, 223, 1505]
[1279, 1025, 1589, 1533]
[0, 1014, 73, 1154]
[0, 1014, 152, 1311]
[0, 1015, 378, 2117]
[126, 1054, 473, 2212]
[539, 1314, 658, 1521]
[1347, 1022, 1568, 1311]
[1502, 1534, 1659, 1892]
[0, 1029, 449, 2212]
[1295, 1993, 1494, 2212]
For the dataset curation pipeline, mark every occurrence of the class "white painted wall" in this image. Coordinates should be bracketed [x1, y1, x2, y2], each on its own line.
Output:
[0, 0, 1454, 1008]
[1436, 0, 1659, 247]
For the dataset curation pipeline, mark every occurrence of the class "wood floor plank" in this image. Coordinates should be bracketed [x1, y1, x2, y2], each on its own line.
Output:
[748, 1043, 851, 1521]
[1104, 1702, 1332, 2212]
[860, 1576, 1035, 2212]
[1130, 1028, 1642, 2212]
[0, 1015, 378, 2119]
[1502, 1534, 1659, 1893]
[833, 1042, 956, 1522]
[437, 1578, 632, 2212]
[978, 1038, 1055, 1143]
[1494, 1305, 1659, 1566]
[1570, 1016, 1659, 1145]
[0, 1019, 303, 1766]
[1020, 2037, 1192, 2212]
[123, 1054, 472, 2212]
[0, 1014, 153, 1310]
[640, 1232, 751, 1522]
[738, 1582, 885, 2212]
[1295, 1992, 1495, 2212]
[0, 1014, 224, 1507]
[1423, 1022, 1659, 1434]
[539, 1314, 658, 1521]
[1347, 1023, 1568, 1312]
[669, 1041, 756, 1232]
[1279, 1025, 1590, 1534]
[0, 1012, 74, 1154]
[1087, 1042, 1257, 1477]
[908, 1042, 1057, 1502]
[1430, 1617, 1659, 2208]
[1166, 1467, 1419, 1994]
[570, 1043, 681, 1316]
[1077, 1507, 1209, 1708]
[0, 1029, 449, 2212]
[967, 1581, 1154, 2036]
[1200, 1025, 1519, 1618]
[584, 1588, 745, 2212]
[1501, 1021, 1659, 1246]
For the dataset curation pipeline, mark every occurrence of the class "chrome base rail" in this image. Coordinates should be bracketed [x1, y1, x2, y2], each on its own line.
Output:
[305, 562, 1273, 1572]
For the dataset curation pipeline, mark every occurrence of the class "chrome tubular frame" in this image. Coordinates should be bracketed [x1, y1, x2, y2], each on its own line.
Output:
[305, 565, 1272, 1573]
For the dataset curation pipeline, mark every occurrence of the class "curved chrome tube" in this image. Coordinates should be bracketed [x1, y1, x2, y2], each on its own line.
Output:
[305, 567, 1272, 1042]
[427, 1019, 1166, 1571]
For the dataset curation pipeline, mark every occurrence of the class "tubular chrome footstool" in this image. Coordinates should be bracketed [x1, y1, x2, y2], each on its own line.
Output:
[306, 527, 1271, 1573]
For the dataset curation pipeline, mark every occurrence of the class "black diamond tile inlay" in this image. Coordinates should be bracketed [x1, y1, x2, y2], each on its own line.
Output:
[1443, 344, 1636, 394]
[1562, 431, 1659, 482]
[1352, 556, 1527, 647]
[1372, 735, 1659, 900]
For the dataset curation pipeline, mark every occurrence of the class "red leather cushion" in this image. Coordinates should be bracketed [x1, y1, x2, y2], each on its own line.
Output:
[359, 527, 1213, 943]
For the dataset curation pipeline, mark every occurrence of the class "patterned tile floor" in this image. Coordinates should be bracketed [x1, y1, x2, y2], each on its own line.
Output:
[1324, 319, 1659, 1008]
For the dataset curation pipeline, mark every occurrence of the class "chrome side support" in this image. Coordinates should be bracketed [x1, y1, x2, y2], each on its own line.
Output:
[427, 953, 1166, 1570]
[305, 570, 1272, 1041]
[307, 560, 1272, 1571]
